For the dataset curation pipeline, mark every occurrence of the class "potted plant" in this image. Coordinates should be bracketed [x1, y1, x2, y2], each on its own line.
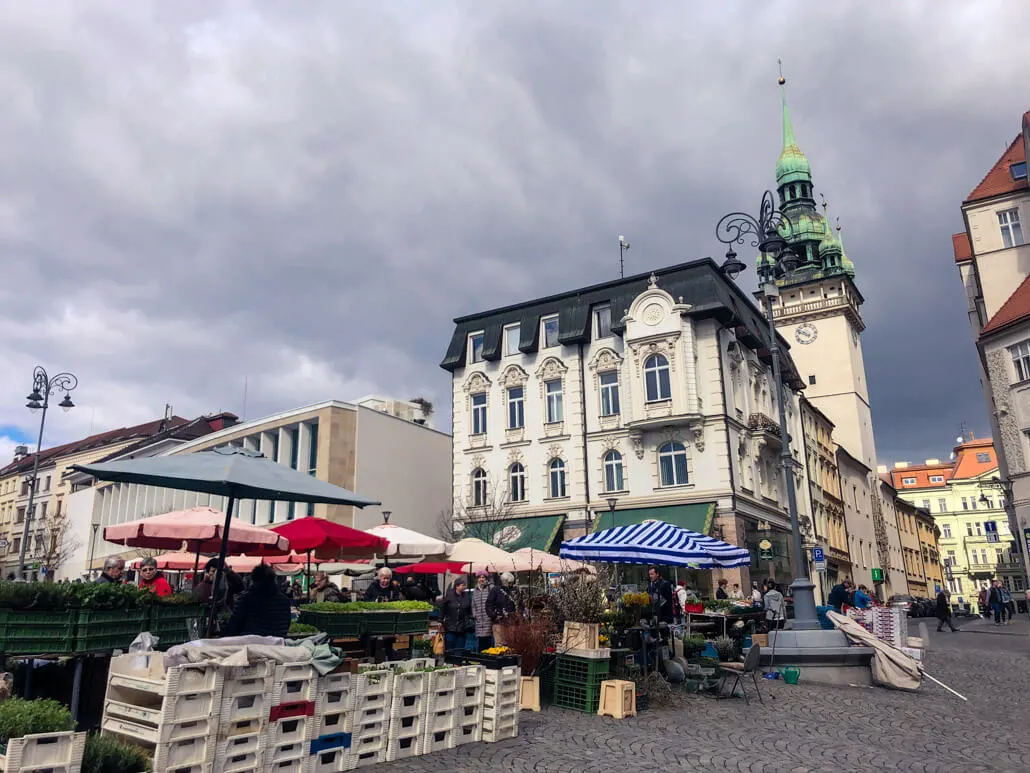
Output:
[409, 636, 431, 658]
[287, 621, 320, 638]
[714, 635, 738, 662]
[681, 634, 707, 660]
[497, 615, 552, 711]
[0, 698, 85, 770]
[546, 566, 611, 647]
[82, 733, 151, 773]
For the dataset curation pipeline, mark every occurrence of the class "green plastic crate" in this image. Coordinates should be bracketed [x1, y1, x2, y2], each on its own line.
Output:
[75, 609, 146, 652]
[298, 610, 364, 638]
[556, 654, 609, 685]
[363, 611, 398, 635]
[553, 679, 602, 713]
[394, 611, 429, 635]
[0, 609, 75, 655]
[147, 604, 205, 647]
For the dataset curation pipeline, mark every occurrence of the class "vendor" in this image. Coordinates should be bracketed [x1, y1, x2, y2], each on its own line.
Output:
[312, 572, 343, 603]
[715, 579, 730, 600]
[364, 567, 402, 602]
[223, 564, 291, 638]
[138, 557, 172, 597]
[647, 566, 675, 624]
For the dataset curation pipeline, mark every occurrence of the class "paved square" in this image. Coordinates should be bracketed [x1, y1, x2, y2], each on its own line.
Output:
[379, 617, 1030, 772]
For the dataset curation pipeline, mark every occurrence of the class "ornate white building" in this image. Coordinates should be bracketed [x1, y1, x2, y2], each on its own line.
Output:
[441, 260, 812, 590]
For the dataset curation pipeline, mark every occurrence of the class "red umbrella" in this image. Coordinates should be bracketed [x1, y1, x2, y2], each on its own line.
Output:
[393, 561, 468, 574]
[271, 518, 388, 561]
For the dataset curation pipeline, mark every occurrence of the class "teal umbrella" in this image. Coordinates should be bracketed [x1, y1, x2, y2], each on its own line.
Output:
[72, 446, 381, 634]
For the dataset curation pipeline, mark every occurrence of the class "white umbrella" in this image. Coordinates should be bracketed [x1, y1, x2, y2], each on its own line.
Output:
[448, 537, 519, 573]
[365, 523, 452, 558]
[511, 547, 596, 575]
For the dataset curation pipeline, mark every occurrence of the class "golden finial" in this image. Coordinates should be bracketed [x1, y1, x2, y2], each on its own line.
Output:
[777, 59, 786, 86]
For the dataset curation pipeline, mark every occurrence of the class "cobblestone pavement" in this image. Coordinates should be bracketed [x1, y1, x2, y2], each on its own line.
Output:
[378, 616, 1030, 773]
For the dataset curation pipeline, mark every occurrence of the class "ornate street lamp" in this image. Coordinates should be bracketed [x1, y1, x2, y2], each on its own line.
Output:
[606, 497, 618, 531]
[19, 366, 78, 580]
[716, 191, 819, 630]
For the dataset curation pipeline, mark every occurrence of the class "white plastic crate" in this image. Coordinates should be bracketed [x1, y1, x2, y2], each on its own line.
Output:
[215, 731, 264, 763]
[483, 721, 518, 744]
[221, 716, 263, 738]
[454, 721, 482, 746]
[346, 748, 386, 769]
[150, 736, 216, 770]
[264, 739, 308, 767]
[107, 653, 221, 697]
[100, 714, 216, 746]
[0, 731, 86, 773]
[104, 688, 217, 729]
[347, 704, 386, 730]
[273, 664, 317, 704]
[483, 704, 519, 730]
[458, 702, 483, 726]
[226, 659, 276, 682]
[420, 728, 457, 755]
[457, 664, 486, 689]
[316, 672, 353, 714]
[385, 733, 422, 763]
[313, 708, 348, 739]
[266, 757, 309, 773]
[390, 690, 427, 720]
[220, 689, 270, 723]
[387, 712, 424, 741]
[352, 672, 393, 704]
[426, 668, 458, 694]
[459, 684, 484, 709]
[269, 716, 312, 746]
[483, 678, 519, 709]
[425, 688, 457, 714]
[218, 748, 262, 773]
[349, 724, 387, 757]
[404, 658, 435, 669]
[311, 745, 348, 773]
[391, 671, 427, 698]
[422, 707, 457, 735]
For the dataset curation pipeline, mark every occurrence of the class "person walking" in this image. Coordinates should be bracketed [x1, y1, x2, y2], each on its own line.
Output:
[763, 580, 786, 631]
[486, 573, 519, 646]
[989, 579, 1005, 625]
[978, 586, 990, 619]
[1000, 584, 1015, 625]
[935, 588, 958, 632]
[222, 564, 292, 638]
[439, 579, 472, 654]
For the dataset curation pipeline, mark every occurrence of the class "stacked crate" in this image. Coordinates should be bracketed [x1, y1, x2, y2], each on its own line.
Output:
[421, 667, 460, 754]
[264, 662, 317, 773]
[0, 731, 86, 773]
[454, 665, 485, 746]
[384, 670, 428, 763]
[306, 670, 353, 773]
[101, 653, 222, 773]
[345, 670, 393, 768]
[482, 665, 519, 743]
[553, 652, 609, 713]
[215, 661, 275, 773]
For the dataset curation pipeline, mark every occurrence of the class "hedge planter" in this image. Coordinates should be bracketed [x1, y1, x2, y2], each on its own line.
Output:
[394, 611, 429, 635]
[297, 610, 364, 638]
[75, 609, 146, 652]
[147, 604, 205, 648]
[363, 611, 398, 636]
[0, 610, 76, 656]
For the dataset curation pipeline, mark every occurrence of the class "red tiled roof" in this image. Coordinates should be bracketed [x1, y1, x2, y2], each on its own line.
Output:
[980, 275, 1030, 337]
[889, 464, 953, 490]
[0, 416, 190, 476]
[952, 439, 998, 480]
[952, 232, 972, 263]
[965, 134, 1028, 203]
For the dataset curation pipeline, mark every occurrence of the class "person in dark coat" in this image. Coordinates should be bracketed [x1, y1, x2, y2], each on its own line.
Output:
[935, 589, 958, 632]
[222, 564, 292, 638]
[486, 572, 519, 646]
[96, 557, 125, 584]
[439, 579, 472, 653]
[827, 580, 852, 613]
[647, 566, 675, 623]
[401, 576, 431, 602]
[364, 568, 403, 602]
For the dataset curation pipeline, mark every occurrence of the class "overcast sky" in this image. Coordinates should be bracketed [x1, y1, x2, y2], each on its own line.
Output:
[0, 1, 1026, 470]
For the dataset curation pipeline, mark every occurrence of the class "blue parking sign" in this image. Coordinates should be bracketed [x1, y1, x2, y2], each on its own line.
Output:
[812, 547, 824, 562]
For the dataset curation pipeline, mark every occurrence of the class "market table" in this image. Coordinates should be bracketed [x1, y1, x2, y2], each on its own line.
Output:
[685, 609, 765, 637]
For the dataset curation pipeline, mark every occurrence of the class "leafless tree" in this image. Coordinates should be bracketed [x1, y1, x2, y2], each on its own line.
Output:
[436, 475, 516, 546]
[37, 507, 82, 579]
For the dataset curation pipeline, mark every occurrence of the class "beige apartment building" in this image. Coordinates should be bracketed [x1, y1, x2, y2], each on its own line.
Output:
[953, 109, 1030, 586]
[0, 414, 231, 580]
[67, 398, 450, 574]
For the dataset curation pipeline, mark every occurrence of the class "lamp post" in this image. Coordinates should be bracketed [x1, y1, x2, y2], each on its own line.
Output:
[381, 510, 392, 525]
[87, 523, 100, 580]
[19, 366, 77, 581]
[606, 497, 618, 531]
[716, 191, 819, 630]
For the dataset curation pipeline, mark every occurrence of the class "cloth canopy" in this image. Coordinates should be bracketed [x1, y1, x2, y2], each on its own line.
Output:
[128, 552, 264, 572]
[104, 507, 290, 555]
[271, 518, 388, 561]
[509, 547, 595, 574]
[364, 523, 451, 558]
[447, 537, 519, 573]
[560, 519, 751, 568]
[393, 561, 468, 575]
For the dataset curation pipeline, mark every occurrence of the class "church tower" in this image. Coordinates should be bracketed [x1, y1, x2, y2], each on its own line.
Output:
[765, 80, 877, 472]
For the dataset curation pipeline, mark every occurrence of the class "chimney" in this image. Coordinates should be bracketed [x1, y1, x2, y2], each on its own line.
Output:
[925, 459, 940, 465]
[876, 464, 888, 474]
[893, 462, 909, 469]
[207, 412, 239, 432]
[13, 445, 28, 462]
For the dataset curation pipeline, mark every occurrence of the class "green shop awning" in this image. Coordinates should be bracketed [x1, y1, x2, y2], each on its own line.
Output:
[461, 514, 566, 553]
[593, 503, 716, 534]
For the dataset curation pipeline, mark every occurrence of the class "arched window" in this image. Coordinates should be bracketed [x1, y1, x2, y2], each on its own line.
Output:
[658, 442, 688, 487]
[603, 450, 624, 492]
[472, 468, 488, 506]
[643, 353, 671, 402]
[509, 463, 526, 502]
[549, 458, 567, 498]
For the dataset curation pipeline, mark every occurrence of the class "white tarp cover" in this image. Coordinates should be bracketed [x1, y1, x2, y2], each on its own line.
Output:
[827, 610, 922, 692]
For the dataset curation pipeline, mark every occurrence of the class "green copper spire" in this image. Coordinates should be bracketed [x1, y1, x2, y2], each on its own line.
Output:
[836, 219, 855, 277]
[818, 198, 842, 268]
[775, 77, 811, 187]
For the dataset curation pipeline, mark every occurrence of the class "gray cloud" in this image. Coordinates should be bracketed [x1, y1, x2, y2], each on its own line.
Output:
[0, 1, 1025, 468]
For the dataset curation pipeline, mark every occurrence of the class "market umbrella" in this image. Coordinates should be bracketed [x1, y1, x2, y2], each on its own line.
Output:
[559, 519, 751, 568]
[510, 547, 595, 575]
[105, 506, 290, 555]
[393, 561, 468, 575]
[272, 518, 389, 600]
[128, 552, 264, 572]
[72, 446, 381, 633]
[365, 523, 451, 559]
[447, 537, 519, 573]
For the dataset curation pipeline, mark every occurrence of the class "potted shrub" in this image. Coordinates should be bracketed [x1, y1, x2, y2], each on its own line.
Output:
[0, 698, 84, 770]
[409, 636, 431, 658]
[287, 621, 320, 638]
[681, 634, 707, 660]
[82, 733, 151, 773]
[546, 565, 611, 646]
[714, 635, 738, 662]
[497, 615, 552, 711]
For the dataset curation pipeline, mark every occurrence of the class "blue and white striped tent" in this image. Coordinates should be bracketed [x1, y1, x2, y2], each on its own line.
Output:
[560, 519, 751, 568]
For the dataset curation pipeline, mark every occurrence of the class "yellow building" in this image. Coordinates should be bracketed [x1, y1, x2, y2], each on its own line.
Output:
[889, 438, 1024, 611]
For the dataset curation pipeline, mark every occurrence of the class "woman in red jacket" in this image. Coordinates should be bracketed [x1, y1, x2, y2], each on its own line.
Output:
[138, 557, 173, 597]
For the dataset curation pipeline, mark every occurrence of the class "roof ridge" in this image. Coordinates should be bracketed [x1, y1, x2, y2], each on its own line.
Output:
[980, 274, 1030, 337]
[965, 134, 1026, 203]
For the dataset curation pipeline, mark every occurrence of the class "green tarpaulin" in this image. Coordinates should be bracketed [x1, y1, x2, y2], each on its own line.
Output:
[592, 503, 715, 534]
[461, 514, 565, 553]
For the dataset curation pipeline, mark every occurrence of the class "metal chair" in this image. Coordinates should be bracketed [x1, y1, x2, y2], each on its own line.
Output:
[718, 643, 763, 704]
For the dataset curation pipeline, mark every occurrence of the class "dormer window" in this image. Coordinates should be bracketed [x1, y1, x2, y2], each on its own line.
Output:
[542, 316, 560, 348]
[469, 332, 484, 364]
[1010, 161, 1027, 180]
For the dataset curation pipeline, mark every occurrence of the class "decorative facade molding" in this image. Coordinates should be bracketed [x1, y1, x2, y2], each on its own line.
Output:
[588, 347, 623, 374]
[462, 371, 491, 394]
[500, 364, 529, 388]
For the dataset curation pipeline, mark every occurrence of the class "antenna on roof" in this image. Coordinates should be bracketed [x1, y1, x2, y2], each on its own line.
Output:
[618, 234, 630, 279]
[241, 376, 248, 422]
